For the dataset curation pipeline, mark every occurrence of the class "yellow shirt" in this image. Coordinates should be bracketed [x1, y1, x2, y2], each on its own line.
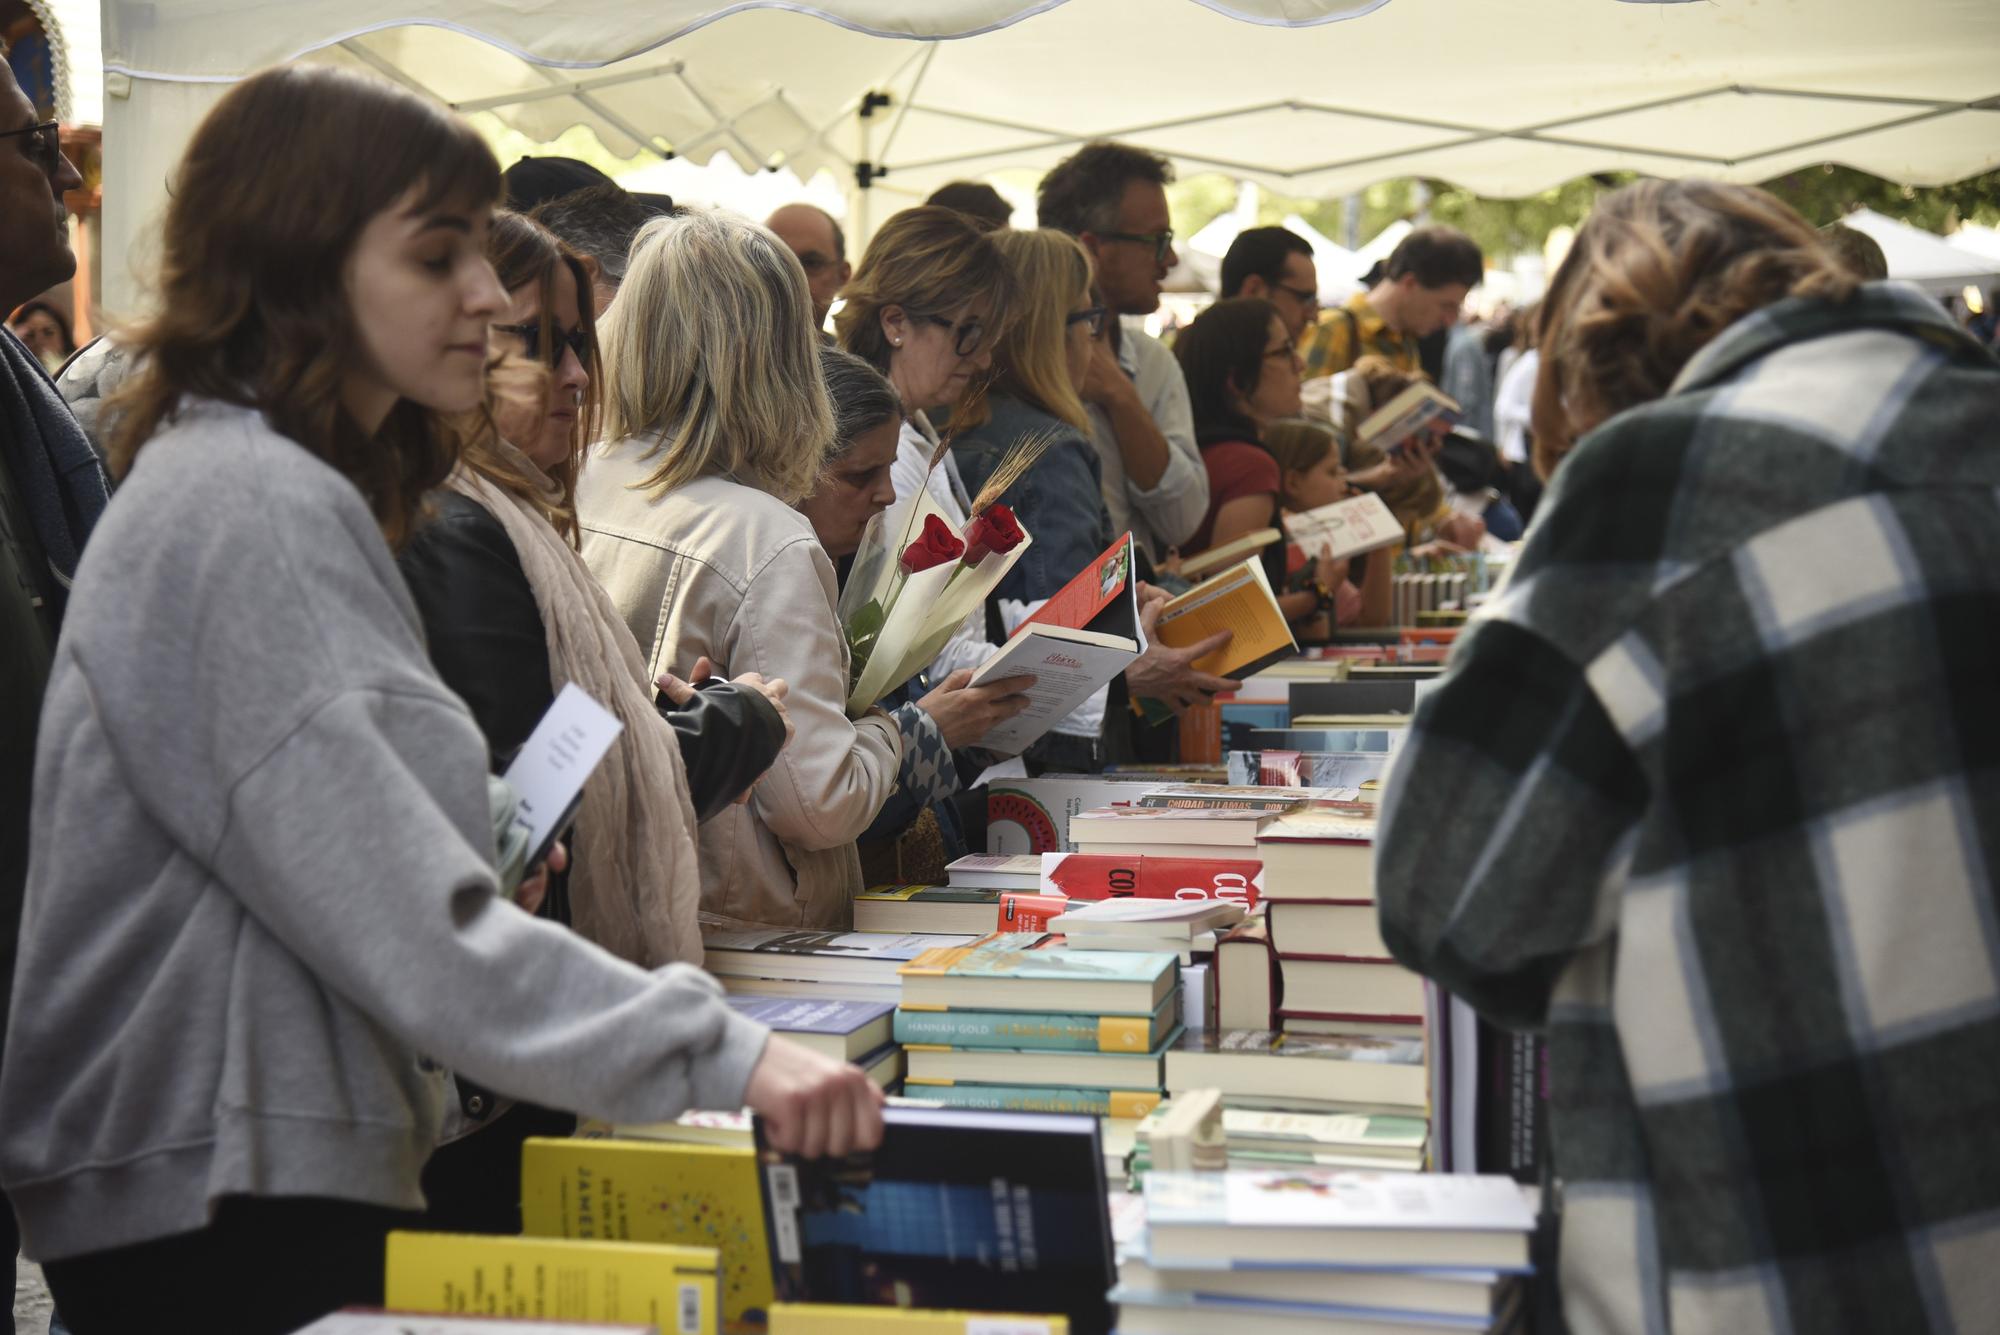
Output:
[1298, 291, 1420, 380]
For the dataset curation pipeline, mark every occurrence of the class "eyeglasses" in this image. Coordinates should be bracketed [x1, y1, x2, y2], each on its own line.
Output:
[1263, 339, 1299, 364]
[921, 312, 987, 358]
[493, 321, 591, 369]
[0, 121, 62, 178]
[1099, 229, 1175, 265]
[1066, 305, 1108, 338]
[1272, 281, 1319, 307]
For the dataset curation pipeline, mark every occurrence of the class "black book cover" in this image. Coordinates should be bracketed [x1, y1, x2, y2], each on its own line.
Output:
[755, 1106, 1116, 1334]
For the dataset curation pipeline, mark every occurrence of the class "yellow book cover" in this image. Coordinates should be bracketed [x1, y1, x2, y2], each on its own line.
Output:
[520, 1136, 772, 1334]
[383, 1230, 719, 1334]
[1156, 558, 1297, 678]
[770, 1303, 1070, 1333]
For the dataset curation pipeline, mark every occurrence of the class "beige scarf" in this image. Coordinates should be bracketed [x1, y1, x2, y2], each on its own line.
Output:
[448, 446, 704, 967]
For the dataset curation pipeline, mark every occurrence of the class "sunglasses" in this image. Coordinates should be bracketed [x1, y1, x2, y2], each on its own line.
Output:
[1100, 229, 1175, 265]
[921, 312, 988, 358]
[0, 121, 62, 178]
[493, 321, 590, 369]
[1066, 305, 1108, 338]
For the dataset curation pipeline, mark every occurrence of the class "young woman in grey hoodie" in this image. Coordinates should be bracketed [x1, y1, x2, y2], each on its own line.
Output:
[0, 65, 880, 1335]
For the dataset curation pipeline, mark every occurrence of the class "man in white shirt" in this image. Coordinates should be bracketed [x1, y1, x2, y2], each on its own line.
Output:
[1037, 141, 1207, 565]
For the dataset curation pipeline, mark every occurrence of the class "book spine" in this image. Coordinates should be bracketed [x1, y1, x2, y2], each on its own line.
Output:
[902, 1081, 1162, 1118]
[893, 1008, 1156, 1053]
[1134, 795, 1297, 812]
[1275, 1007, 1426, 1026]
[996, 891, 1070, 932]
[1042, 853, 1262, 908]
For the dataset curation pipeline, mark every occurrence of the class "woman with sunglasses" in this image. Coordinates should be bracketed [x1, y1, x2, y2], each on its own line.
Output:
[395, 211, 796, 1235]
[1174, 297, 1352, 630]
[0, 68, 878, 1334]
[949, 229, 1120, 772]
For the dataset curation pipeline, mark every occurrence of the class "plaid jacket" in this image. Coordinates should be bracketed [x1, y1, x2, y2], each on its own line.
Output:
[1376, 284, 2000, 1335]
[1299, 291, 1421, 380]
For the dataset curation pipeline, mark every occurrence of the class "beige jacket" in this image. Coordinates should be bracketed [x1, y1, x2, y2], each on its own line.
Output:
[577, 449, 902, 928]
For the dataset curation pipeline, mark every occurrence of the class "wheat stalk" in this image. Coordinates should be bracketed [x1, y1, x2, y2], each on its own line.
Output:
[968, 423, 1063, 517]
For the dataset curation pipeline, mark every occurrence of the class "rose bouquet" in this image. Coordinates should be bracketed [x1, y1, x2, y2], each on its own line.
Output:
[838, 428, 1054, 715]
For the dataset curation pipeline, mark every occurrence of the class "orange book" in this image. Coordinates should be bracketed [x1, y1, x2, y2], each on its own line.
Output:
[1155, 557, 1298, 678]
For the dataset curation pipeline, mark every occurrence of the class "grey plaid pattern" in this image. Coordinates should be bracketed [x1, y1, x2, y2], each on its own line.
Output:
[1376, 284, 2000, 1334]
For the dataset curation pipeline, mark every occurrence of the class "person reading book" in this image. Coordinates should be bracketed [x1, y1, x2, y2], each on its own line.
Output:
[1376, 178, 2000, 1335]
[1333, 356, 1485, 551]
[398, 210, 800, 1234]
[1263, 417, 1394, 630]
[0, 68, 880, 1335]
[800, 345, 1034, 882]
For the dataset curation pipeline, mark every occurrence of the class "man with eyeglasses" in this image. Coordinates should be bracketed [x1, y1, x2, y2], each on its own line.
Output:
[1038, 141, 1208, 569]
[765, 202, 852, 335]
[0, 58, 101, 1335]
[1221, 226, 1320, 342]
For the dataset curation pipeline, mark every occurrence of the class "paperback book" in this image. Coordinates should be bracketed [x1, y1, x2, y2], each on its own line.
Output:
[893, 988, 1180, 1053]
[1155, 557, 1298, 680]
[755, 1106, 1116, 1334]
[724, 995, 894, 1062]
[852, 884, 1003, 935]
[1164, 1029, 1427, 1111]
[1284, 492, 1406, 565]
[897, 933, 1180, 1015]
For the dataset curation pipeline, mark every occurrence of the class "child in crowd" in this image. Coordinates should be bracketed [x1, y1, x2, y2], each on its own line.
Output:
[1262, 416, 1393, 631]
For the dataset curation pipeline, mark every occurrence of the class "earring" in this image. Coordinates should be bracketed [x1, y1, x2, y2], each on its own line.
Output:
[892, 338, 902, 347]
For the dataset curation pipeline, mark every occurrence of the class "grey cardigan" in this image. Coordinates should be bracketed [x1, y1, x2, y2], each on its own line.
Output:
[0, 401, 768, 1262]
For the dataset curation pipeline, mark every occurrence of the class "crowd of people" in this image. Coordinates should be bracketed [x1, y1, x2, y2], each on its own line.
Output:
[0, 52, 1996, 1335]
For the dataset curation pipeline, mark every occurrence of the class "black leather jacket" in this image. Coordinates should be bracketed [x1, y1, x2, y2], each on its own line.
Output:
[398, 491, 786, 830]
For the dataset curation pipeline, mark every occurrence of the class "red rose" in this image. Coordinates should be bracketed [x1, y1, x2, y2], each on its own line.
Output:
[899, 513, 966, 574]
[962, 503, 1025, 565]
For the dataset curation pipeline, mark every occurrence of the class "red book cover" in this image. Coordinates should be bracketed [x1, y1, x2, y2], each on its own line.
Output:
[1039, 852, 1262, 909]
[995, 891, 1070, 932]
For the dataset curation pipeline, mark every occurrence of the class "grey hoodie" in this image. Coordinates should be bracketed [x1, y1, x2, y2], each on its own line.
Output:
[0, 400, 768, 1262]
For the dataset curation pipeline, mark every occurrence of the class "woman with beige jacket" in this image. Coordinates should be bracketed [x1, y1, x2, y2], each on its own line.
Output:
[579, 209, 1023, 928]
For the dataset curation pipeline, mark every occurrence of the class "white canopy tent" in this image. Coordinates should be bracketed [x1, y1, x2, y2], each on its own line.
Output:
[1842, 208, 2000, 293]
[96, 0, 2000, 314]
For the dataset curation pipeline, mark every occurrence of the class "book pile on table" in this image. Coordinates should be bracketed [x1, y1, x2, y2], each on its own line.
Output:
[894, 932, 1182, 1122]
[1133, 1089, 1427, 1176]
[1114, 1167, 1534, 1334]
[851, 853, 1043, 933]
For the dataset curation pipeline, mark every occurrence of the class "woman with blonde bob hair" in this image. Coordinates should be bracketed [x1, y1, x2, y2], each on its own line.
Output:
[1376, 177, 2000, 1333]
[578, 209, 904, 929]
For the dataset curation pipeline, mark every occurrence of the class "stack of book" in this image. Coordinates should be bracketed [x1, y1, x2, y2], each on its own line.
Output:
[894, 933, 1182, 1121]
[702, 929, 969, 1005]
[725, 995, 904, 1090]
[1047, 897, 1246, 964]
[1132, 1096, 1428, 1175]
[1115, 1168, 1534, 1335]
[1163, 1028, 1427, 1120]
[1256, 811, 1425, 1040]
[1066, 803, 1278, 863]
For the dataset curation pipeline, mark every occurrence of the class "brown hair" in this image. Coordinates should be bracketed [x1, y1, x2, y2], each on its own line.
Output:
[1263, 416, 1342, 483]
[834, 205, 1015, 430]
[1385, 226, 1483, 290]
[988, 229, 1093, 431]
[452, 211, 600, 542]
[1531, 178, 1857, 478]
[1175, 297, 1281, 447]
[107, 65, 501, 548]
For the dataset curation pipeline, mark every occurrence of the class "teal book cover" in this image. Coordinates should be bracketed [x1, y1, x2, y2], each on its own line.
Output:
[899, 1081, 1165, 1119]
[900, 934, 1179, 985]
[892, 989, 1180, 1052]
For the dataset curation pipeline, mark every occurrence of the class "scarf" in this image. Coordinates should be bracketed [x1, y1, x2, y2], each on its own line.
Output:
[448, 446, 704, 967]
[0, 328, 109, 615]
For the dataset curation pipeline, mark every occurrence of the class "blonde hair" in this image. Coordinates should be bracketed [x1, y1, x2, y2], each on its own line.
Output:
[834, 205, 1015, 430]
[1263, 416, 1342, 483]
[600, 208, 833, 504]
[1532, 178, 1857, 478]
[988, 228, 1092, 431]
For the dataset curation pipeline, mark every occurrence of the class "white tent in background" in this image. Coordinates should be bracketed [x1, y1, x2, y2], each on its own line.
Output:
[1946, 224, 2000, 267]
[96, 0, 2000, 314]
[1841, 208, 2000, 293]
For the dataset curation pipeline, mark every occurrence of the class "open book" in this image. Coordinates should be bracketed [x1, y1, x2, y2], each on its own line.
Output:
[970, 533, 1144, 753]
[1284, 491, 1404, 563]
[1178, 527, 1281, 580]
[1155, 556, 1298, 680]
[1358, 380, 1462, 456]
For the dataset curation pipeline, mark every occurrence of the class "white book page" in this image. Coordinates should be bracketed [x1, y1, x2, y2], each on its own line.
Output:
[500, 682, 623, 864]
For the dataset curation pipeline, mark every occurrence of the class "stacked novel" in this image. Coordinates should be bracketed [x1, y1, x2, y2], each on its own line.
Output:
[1133, 1094, 1427, 1175]
[724, 995, 904, 1089]
[1164, 1028, 1427, 1118]
[1047, 897, 1246, 964]
[702, 930, 969, 1005]
[894, 932, 1182, 1120]
[1116, 1168, 1532, 1335]
[1257, 811, 1425, 1038]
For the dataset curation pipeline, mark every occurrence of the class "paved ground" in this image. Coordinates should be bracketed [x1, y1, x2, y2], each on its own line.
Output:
[14, 1255, 51, 1332]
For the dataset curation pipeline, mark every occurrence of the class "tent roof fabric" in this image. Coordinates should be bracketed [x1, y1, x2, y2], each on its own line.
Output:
[104, 0, 2000, 201]
[1841, 208, 2000, 288]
